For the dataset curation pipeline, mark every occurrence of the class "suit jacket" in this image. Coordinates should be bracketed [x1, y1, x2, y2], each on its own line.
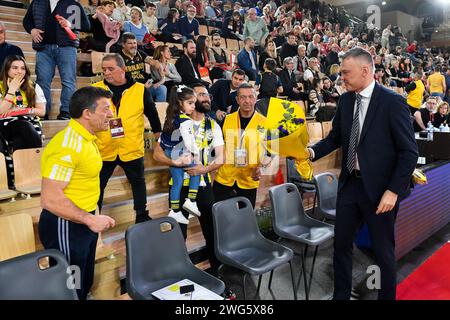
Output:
[208, 79, 237, 112]
[237, 48, 257, 74]
[279, 68, 297, 96]
[312, 83, 418, 203]
[175, 54, 209, 87]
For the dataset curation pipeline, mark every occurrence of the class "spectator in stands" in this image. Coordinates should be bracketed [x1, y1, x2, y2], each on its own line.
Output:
[221, 10, 243, 40]
[256, 58, 283, 99]
[279, 57, 304, 101]
[195, 35, 216, 81]
[208, 68, 246, 123]
[293, 44, 308, 82]
[143, 2, 160, 37]
[322, 76, 340, 103]
[151, 45, 182, 99]
[307, 34, 321, 57]
[445, 67, 450, 103]
[112, 0, 131, 22]
[0, 22, 24, 70]
[413, 96, 438, 132]
[433, 101, 449, 128]
[308, 77, 336, 121]
[406, 71, 425, 114]
[120, 33, 167, 102]
[179, 5, 200, 41]
[153, 82, 225, 277]
[0, 55, 46, 188]
[83, 0, 101, 16]
[273, 26, 287, 47]
[224, 1, 241, 19]
[427, 66, 447, 99]
[23, 0, 90, 120]
[39, 86, 116, 300]
[123, 7, 149, 44]
[325, 43, 340, 71]
[213, 83, 273, 208]
[209, 33, 232, 81]
[158, 8, 182, 43]
[381, 24, 393, 50]
[328, 63, 340, 82]
[262, 4, 275, 31]
[175, 39, 210, 88]
[87, 3, 122, 53]
[243, 8, 269, 52]
[156, 0, 171, 20]
[303, 57, 321, 91]
[259, 40, 282, 72]
[93, 54, 162, 224]
[205, 0, 223, 27]
[237, 37, 258, 81]
[279, 32, 298, 63]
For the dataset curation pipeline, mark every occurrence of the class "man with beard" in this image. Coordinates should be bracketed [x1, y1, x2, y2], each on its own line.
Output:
[237, 37, 258, 81]
[119, 33, 167, 102]
[153, 83, 225, 277]
[175, 39, 210, 88]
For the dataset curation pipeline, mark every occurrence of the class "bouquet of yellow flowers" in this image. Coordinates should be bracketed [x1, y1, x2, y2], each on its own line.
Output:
[257, 98, 313, 180]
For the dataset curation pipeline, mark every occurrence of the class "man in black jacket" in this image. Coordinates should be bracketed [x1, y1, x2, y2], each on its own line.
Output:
[23, 0, 90, 120]
[175, 40, 210, 88]
[279, 32, 298, 63]
[279, 57, 305, 100]
[208, 69, 246, 123]
[0, 22, 24, 68]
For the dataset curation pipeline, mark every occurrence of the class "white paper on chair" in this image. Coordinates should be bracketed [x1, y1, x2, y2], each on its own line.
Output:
[151, 279, 224, 300]
[309, 227, 331, 240]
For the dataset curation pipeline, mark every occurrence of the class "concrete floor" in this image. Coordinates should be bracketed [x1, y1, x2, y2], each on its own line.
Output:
[219, 222, 450, 300]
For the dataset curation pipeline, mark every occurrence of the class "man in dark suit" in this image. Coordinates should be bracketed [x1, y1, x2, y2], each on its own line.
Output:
[279, 57, 306, 101]
[308, 48, 418, 300]
[208, 69, 246, 123]
[175, 40, 210, 88]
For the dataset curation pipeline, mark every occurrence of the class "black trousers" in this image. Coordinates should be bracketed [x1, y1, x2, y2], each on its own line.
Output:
[38, 209, 98, 300]
[98, 156, 147, 216]
[0, 119, 42, 151]
[334, 174, 398, 300]
[176, 183, 220, 275]
[212, 181, 257, 208]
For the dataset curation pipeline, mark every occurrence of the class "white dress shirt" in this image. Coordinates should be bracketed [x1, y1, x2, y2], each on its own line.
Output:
[354, 80, 376, 170]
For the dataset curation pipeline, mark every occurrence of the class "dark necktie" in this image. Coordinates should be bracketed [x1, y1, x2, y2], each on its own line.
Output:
[347, 93, 362, 173]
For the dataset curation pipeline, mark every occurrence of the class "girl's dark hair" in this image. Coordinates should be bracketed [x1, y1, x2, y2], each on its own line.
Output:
[264, 58, 277, 72]
[0, 55, 36, 109]
[163, 86, 196, 134]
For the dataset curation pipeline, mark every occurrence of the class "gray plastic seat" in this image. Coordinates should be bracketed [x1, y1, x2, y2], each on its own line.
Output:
[269, 183, 334, 299]
[212, 197, 297, 300]
[313, 172, 338, 220]
[126, 217, 225, 300]
[286, 158, 316, 194]
[0, 249, 78, 300]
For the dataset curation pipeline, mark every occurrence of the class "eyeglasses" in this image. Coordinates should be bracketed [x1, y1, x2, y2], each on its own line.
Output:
[197, 93, 212, 99]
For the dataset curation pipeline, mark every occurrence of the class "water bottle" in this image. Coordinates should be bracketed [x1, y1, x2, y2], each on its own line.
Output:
[443, 124, 450, 133]
[427, 121, 433, 141]
[439, 123, 445, 132]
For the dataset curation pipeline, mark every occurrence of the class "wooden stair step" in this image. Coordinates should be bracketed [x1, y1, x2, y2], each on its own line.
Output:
[2, 21, 26, 32]
[6, 30, 31, 42]
[0, 4, 26, 15]
[8, 39, 32, 52]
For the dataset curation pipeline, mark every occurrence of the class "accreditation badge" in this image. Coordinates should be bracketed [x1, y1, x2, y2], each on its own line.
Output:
[234, 149, 247, 167]
[109, 118, 125, 138]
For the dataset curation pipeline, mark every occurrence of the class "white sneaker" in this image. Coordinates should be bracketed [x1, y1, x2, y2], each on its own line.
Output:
[182, 199, 201, 217]
[168, 210, 189, 224]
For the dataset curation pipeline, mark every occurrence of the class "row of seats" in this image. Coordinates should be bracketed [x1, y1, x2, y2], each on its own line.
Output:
[0, 181, 337, 300]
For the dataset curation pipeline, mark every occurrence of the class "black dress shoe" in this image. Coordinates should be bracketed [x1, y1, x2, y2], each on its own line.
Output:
[56, 112, 71, 120]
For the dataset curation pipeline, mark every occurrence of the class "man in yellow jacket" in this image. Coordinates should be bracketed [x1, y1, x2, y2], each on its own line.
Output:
[92, 54, 162, 223]
[213, 83, 271, 207]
